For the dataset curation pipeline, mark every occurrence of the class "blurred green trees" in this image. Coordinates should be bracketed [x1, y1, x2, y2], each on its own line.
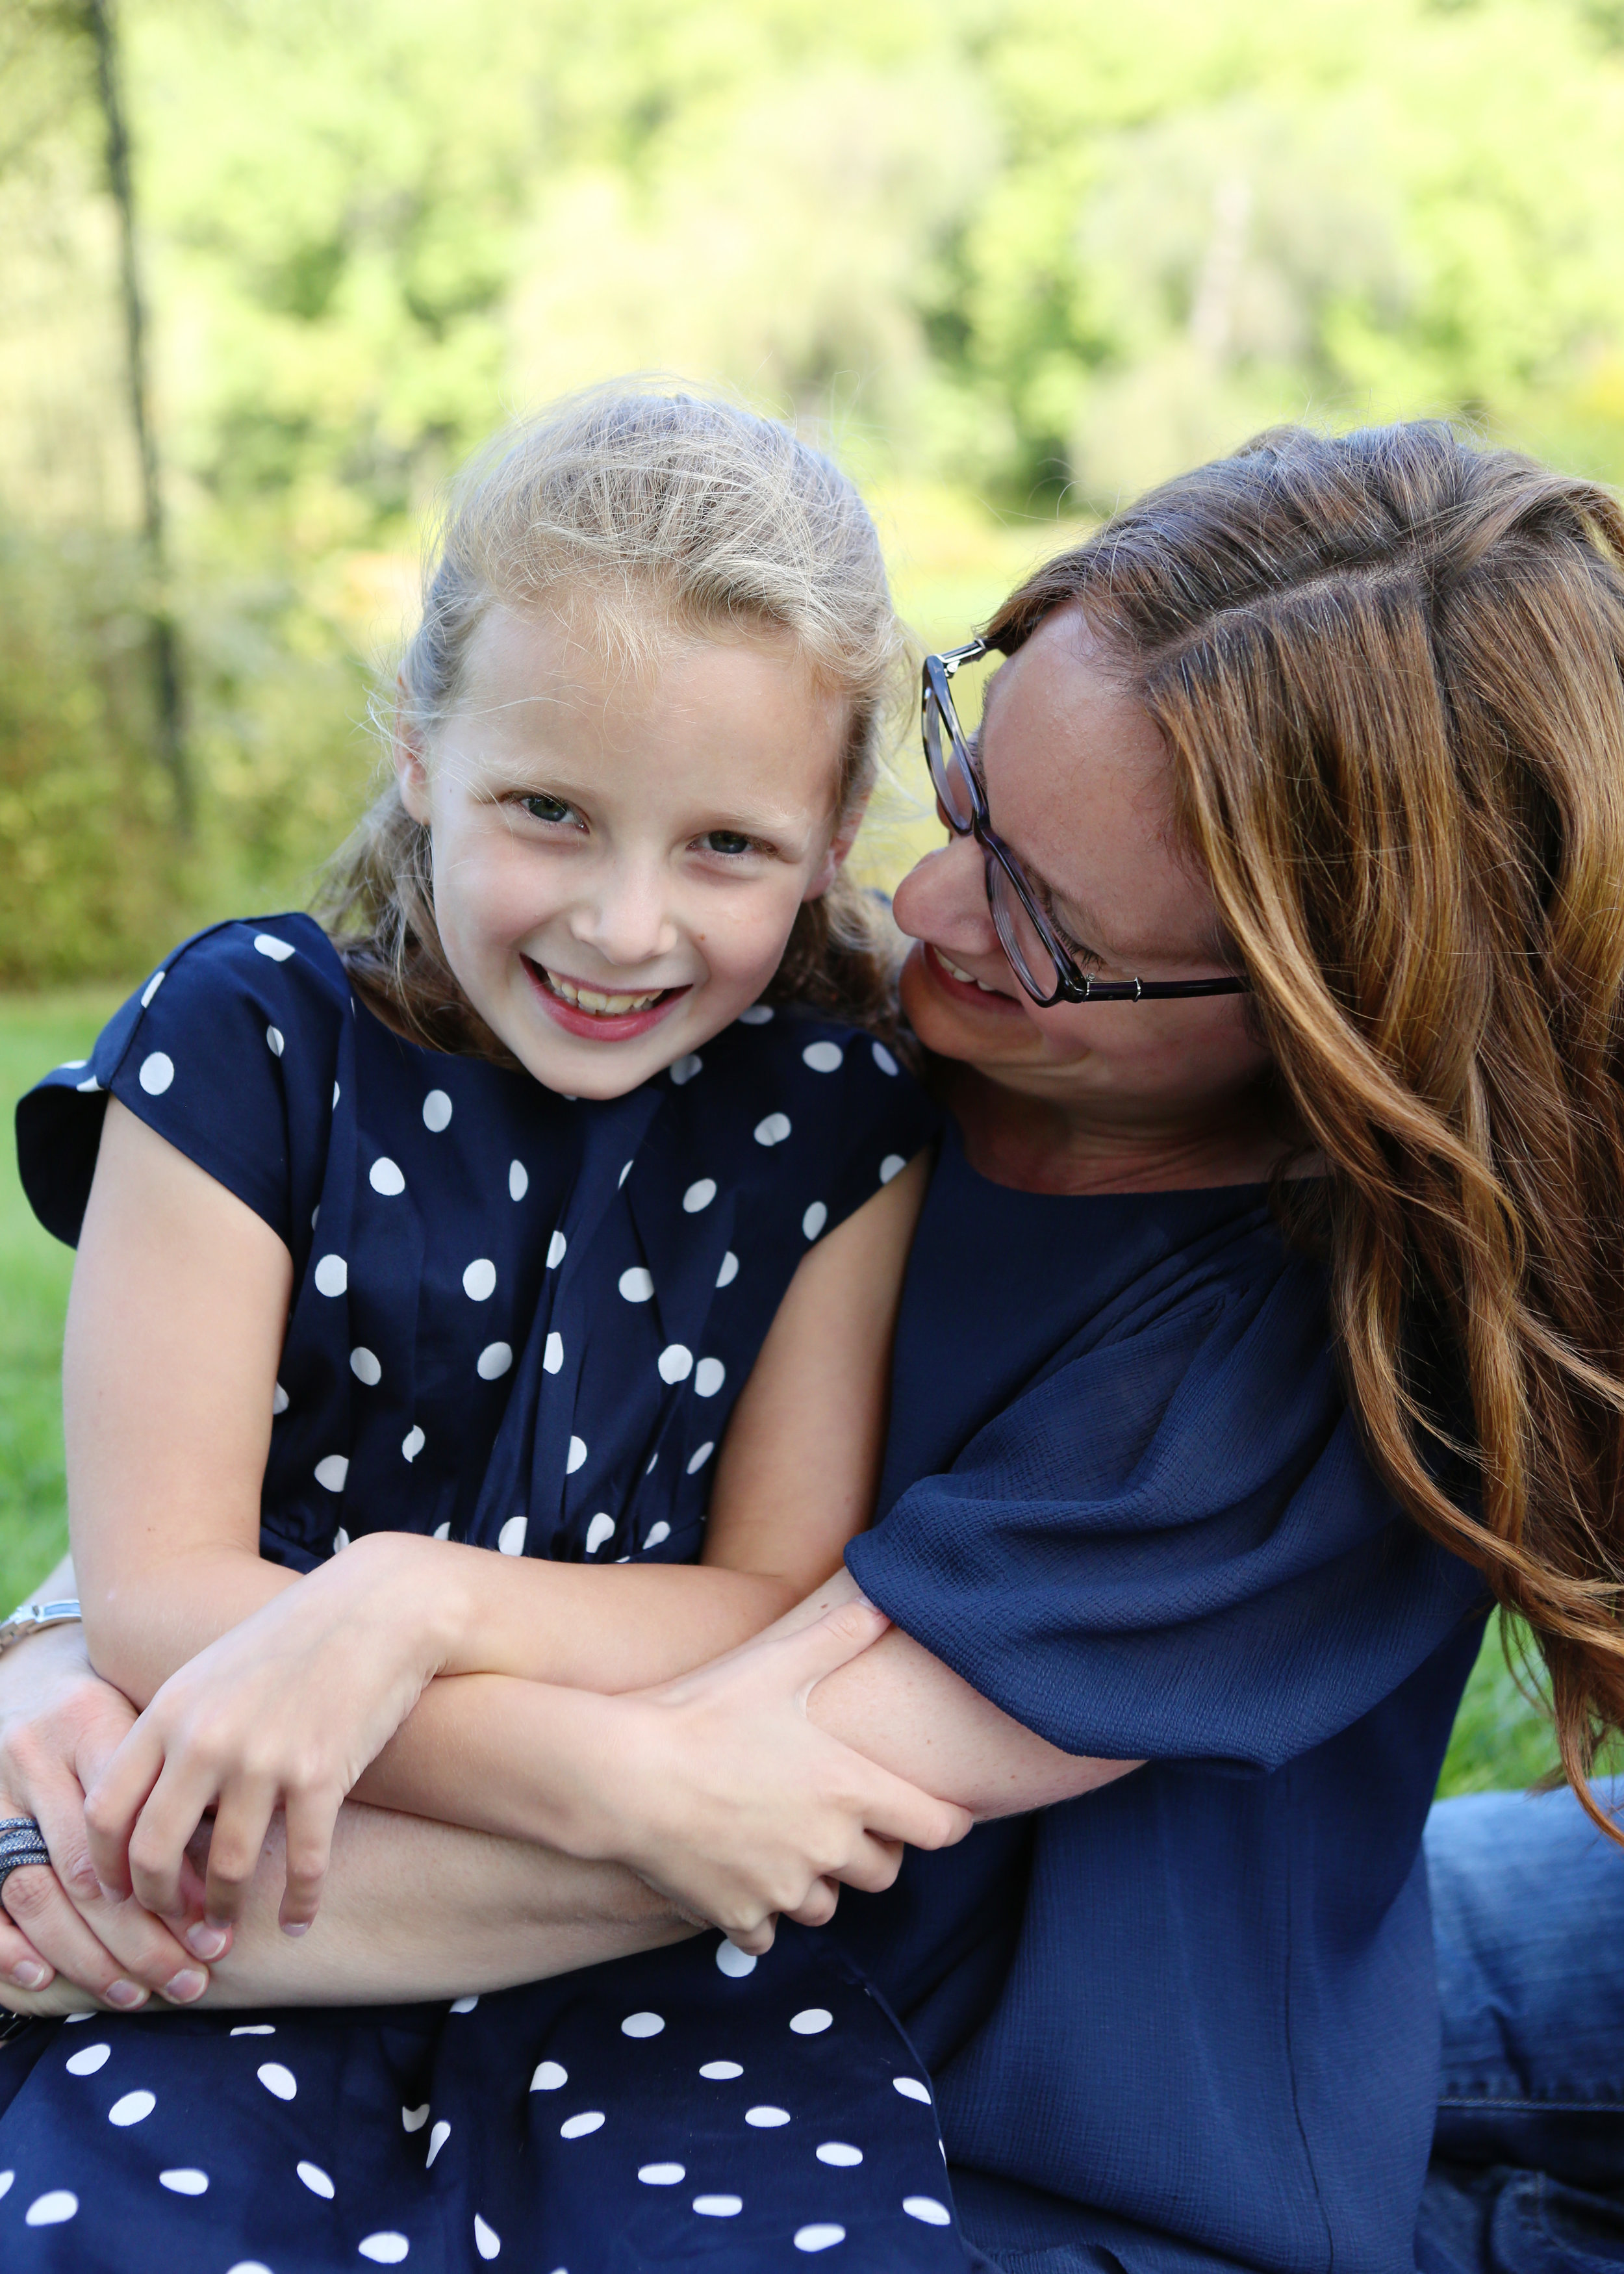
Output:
[5, 0, 1624, 977]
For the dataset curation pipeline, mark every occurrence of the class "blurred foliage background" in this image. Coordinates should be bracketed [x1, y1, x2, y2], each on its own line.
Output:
[6, 0, 1624, 1782]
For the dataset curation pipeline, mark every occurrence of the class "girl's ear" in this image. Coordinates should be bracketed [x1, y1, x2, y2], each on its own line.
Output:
[804, 790, 871, 902]
[393, 674, 433, 825]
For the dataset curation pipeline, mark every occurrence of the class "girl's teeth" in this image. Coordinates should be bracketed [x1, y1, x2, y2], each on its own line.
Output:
[546, 972, 663, 1015]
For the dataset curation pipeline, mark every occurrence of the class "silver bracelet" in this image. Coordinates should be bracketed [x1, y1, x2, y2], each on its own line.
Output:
[0, 1601, 81, 1659]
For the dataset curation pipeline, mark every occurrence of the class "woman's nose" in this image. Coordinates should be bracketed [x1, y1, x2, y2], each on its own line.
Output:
[891, 831, 998, 954]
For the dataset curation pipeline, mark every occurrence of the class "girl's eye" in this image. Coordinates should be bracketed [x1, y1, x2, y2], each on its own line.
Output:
[698, 830, 759, 858]
[520, 793, 579, 827]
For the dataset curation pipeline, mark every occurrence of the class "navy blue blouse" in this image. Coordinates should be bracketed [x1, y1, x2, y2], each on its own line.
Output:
[18, 914, 937, 1578]
[841, 1119, 1489, 2274]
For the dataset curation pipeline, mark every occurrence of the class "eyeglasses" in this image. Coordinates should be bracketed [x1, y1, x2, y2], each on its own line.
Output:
[921, 637, 1252, 1010]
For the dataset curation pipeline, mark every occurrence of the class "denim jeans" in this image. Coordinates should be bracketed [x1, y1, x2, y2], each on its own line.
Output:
[1419, 1776, 1624, 2271]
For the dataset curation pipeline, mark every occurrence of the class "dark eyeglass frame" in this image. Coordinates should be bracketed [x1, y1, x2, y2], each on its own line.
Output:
[922, 636, 1252, 1010]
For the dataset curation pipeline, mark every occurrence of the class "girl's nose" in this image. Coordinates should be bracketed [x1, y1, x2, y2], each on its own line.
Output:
[566, 862, 678, 969]
[891, 831, 999, 957]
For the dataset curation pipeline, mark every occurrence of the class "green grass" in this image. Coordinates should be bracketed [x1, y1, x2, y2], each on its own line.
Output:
[0, 993, 1558, 1794]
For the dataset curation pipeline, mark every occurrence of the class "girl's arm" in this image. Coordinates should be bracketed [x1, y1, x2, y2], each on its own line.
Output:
[71, 1103, 937, 1933]
[71, 1102, 926, 1706]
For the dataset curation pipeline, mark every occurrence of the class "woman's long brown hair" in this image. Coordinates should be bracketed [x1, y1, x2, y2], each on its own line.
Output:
[988, 423, 1624, 1828]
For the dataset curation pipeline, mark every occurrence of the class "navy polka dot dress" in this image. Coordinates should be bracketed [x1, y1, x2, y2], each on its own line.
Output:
[3, 917, 986, 2273]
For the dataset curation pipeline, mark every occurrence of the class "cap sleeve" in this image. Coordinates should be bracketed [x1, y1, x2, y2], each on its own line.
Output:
[16, 915, 347, 1250]
[759, 1013, 939, 1241]
[846, 1251, 1487, 1772]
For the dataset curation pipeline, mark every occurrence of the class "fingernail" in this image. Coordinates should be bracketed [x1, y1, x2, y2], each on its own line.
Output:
[185, 1922, 229, 1960]
[12, 1960, 49, 1990]
[105, 1979, 147, 2010]
[162, 1968, 207, 2003]
[281, 1919, 311, 1938]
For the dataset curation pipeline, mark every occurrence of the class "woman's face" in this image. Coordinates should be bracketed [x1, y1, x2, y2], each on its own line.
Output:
[893, 607, 1272, 1141]
[396, 600, 852, 1099]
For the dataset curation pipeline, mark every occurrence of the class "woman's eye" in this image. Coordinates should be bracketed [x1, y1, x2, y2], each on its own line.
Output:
[520, 793, 577, 826]
[698, 830, 758, 858]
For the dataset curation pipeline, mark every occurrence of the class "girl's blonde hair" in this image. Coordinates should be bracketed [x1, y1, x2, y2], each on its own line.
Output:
[322, 385, 909, 1050]
[988, 423, 1624, 1832]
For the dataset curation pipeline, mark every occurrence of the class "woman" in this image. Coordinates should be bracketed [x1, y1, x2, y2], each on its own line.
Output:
[5, 420, 1624, 2271]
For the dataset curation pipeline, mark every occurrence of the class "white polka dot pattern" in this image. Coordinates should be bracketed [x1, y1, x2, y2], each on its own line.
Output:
[620, 2011, 664, 2038]
[893, 2075, 932, 2103]
[401, 2104, 429, 2132]
[427, 2119, 450, 2166]
[296, 2160, 333, 2197]
[254, 933, 294, 962]
[423, 1089, 453, 1132]
[694, 2193, 744, 2216]
[716, 1250, 739, 1288]
[266, 1027, 285, 1058]
[142, 969, 167, 1005]
[670, 1054, 703, 1085]
[789, 2008, 833, 2035]
[904, 2195, 952, 2225]
[401, 1425, 425, 1463]
[257, 2062, 297, 2100]
[685, 1442, 715, 1475]
[566, 1435, 588, 1473]
[700, 2060, 742, 2079]
[658, 1344, 693, 1384]
[477, 1342, 513, 1380]
[872, 1041, 899, 1075]
[359, 2237, 409, 2264]
[474, 2213, 501, 2259]
[682, 1178, 717, 1212]
[754, 1112, 791, 1147]
[560, 2110, 605, 2139]
[65, 2043, 110, 2076]
[159, 2168, 209, 2195]
[109, 2089, 155, 2126]
[370, 1157, 405, 1196]
[694, 1357, 726, 1398]
[817, 2141, 862, 2165]
[530, 2061, 567, 2091]
[585, 1513, 615, 1555]
[509, 1160, 528, 1200]
[25, 2191, 77, 2225]
[138, 1051, 174, 1095]
[547, 1229, 567, 1267]
[802, 1201, 828, 1240]
[715, 1940, 756, 1977]
[314, 1455, 348, 1493]
[314, 1253, 347, 1297]
[643, 1520, 672, 1548]
[498, 1516, 527, 1556]
[463, 1258, 497, 1301]
[639, 2162, 685, 2184]
[543, 1331, 564, 1374]
[794, 2223, 846, 2251]
[745, 2106, 790, 2127]
[879, 1153, 906, 1183]
[350, 1346, 381, 1386]
[619, 1266, 655, 1302]
[802, 1041, 844, 1073]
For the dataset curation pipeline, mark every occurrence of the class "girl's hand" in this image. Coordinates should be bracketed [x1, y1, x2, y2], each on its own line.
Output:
[561, 1597, 974, 1954]
[0, 1624, 212, 2012]
[83, 1534, 457, 1941]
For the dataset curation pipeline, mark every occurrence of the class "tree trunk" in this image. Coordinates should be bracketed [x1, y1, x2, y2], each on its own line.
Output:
[86, 0, 192, 834]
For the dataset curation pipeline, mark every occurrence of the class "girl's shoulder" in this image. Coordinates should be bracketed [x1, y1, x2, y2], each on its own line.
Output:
[18, 913, 349, 1249]
[639, 1003, 939, 1251]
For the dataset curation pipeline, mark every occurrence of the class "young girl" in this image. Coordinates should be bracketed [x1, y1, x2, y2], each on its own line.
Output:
[1, 389, 979, 2271]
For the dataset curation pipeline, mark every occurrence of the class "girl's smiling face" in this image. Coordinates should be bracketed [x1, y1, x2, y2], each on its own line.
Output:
[396, 598, 854, 1098]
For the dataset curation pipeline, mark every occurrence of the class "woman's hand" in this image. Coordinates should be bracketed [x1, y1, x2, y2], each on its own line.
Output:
[0, 1622, 213, 2014]
[552, 1596, 974, 1954]
[84, 1533, 459, 1941]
